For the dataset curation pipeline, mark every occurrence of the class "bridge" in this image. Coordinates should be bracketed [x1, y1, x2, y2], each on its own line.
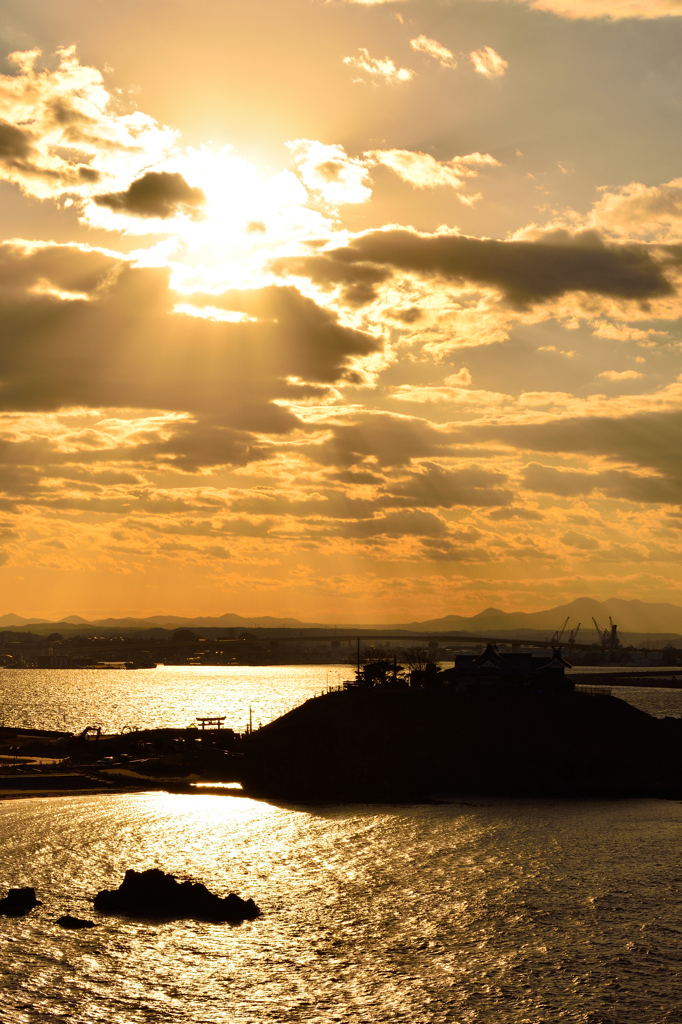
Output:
[8, 631, 679, 657]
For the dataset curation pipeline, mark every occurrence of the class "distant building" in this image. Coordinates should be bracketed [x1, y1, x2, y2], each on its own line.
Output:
[438, 644, 574, 693]
[36, 654, 75, 669]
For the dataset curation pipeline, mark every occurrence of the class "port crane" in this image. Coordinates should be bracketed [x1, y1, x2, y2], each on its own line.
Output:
[592, 617, 610, 646]
[567, 622, 581, 646]
[549, 617, 570, 645]
[592, 617, 620, 659]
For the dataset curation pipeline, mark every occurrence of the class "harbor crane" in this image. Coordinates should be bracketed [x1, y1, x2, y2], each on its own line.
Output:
[568, 622, 581, 646]
[592, 618, 610, 646]
[592, 616, 620, 660]
[550, 617, 570, 645]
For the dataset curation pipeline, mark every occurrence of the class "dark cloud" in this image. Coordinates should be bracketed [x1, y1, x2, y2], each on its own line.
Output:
[489, 411, 682, 477]
[186, 285, 380, 384]
[521, 461, 682, 504]
[385, 462, 512, 508]
[331, 468, 385, 484]
[0, 116, 96, 185]
[94, 171, 206, 219]
[0, 244, 383, 475]
[522, 463, 598, 497]
[487, 506, 545, 521]
[0, 243, 119, 297]
[271, 253, 391, 306]
[342, 509, 448, 538]
[390, 306, 423, 323]
[419, 537, 489, 562]
[0, 120, 33, 164]
[320, 229, 673, 307]
[311, 413, 453, 468]
[561, 531, 601, 551]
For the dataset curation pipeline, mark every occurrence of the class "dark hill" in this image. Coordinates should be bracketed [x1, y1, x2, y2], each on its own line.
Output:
[241, 689, 682, 801]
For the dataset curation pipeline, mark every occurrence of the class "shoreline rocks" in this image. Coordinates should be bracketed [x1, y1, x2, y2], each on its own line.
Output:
[93, 868, 260, 922]
[57, 915, 95, 929]
[0, 887, 41, 916]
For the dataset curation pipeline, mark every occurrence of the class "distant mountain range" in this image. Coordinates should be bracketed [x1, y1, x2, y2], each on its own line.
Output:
[1, 597, 681, 636]
[389, 598, 682, 635]
[0, 612, 316, 630]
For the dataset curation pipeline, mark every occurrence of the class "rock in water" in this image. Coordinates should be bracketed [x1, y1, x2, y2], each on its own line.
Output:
[0, 887, 41, 916]
[57, 915, 95, 929]
[93, 869, 260, 922]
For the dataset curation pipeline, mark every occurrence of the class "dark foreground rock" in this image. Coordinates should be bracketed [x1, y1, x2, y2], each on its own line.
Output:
[57, 915, 95, 929]
[93, 869, 260, 922]
[0, 887, 40, 916]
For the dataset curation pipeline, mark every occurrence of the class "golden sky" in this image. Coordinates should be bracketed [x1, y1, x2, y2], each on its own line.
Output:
[2, 0, 682, 621]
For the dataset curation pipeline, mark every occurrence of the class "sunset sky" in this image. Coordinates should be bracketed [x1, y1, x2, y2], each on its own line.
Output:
[2, 0, 682, 622]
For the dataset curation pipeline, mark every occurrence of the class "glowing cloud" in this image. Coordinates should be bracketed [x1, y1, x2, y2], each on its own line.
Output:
[410, 36, 457, 69]
[0, 47, 177, 200]
[470, 46, 508, 77]
[589, 178, 682, 241]
[287, 140, 372, 205]
[343, 48, 413, 83]
[510, 0, 682, 18]
[366, 149, 500, 191]
[598, 370, 644, 380]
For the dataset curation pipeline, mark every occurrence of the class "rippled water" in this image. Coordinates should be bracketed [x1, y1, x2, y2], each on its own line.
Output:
[1, 794, 681, 1023]
[1, 669, 681, 1022]
[0, 665, 348, 735]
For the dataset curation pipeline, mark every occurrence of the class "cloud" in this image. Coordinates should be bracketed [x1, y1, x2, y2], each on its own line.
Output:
[560, 530, 600, 550]
[0, 47, 177, 200]
[344, 509, 448, 538]
[507, 0, 682, 19]
[365, 149, 499, 191]
[287, 140, 372, 205]
[410, 36, 457, 69]
[270, 252, 392, 306]
[521, 462, 682, 504]
[94, 171, 206, 220]
[469, 47, 508, 78]
[493, 412, 682, 477]
[343, 49, 413, 84]
[0, 242, 383, 473]
[444, 369, 472, 386]
[385, 463, 513, 508]
[488, 506, 545, 520]
[311, 413, 454, 469]
[324, 228, 674, 307]
[589, 178, 682, 242]
[597, 370, 643, 381]
[591, 320, 665, 341]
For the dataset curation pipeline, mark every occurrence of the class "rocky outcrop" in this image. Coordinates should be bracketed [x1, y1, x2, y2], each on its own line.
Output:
[0, 887, 41, 916]
[93, 869, 260, 922]
[57, 915, 95, 929]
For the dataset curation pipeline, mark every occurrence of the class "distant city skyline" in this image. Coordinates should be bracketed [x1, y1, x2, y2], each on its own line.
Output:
[2, 1, 682, 621]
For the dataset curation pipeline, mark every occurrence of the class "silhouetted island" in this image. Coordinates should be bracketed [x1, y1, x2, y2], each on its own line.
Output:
[94, 869, 260, 922]
[240, 684, 682, 801]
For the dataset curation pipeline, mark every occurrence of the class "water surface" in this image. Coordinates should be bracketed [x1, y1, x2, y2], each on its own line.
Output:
[1, 668, 681, 1022]
[0, 665, 348, 735]
[1, 794, 681, 1023]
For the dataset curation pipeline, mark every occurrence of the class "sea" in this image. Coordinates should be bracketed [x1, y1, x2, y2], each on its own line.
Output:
[1, 666, 681, 1024]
